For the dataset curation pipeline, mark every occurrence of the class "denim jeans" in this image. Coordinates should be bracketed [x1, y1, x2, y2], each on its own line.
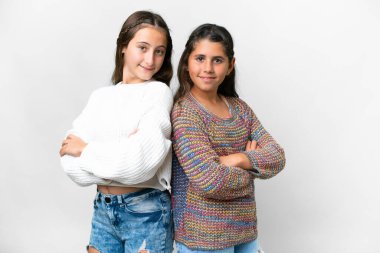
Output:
[176, 239, 261, 253]
[88, 188, 173, 253]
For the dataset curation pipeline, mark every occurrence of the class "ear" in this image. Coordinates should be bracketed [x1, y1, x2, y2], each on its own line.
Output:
[227, 57, 235, 75]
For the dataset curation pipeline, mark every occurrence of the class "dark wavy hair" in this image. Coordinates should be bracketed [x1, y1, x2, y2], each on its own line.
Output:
[111, 11, 173, 86]
[174, 23, 238, 102]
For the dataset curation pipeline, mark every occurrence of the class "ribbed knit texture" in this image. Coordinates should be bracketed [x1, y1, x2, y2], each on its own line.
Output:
[61, 81, 173, 190]
[171, 93, 286, 250]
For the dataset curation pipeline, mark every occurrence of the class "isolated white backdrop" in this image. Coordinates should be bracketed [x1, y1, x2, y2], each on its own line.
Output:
[1, 0, 379, 252]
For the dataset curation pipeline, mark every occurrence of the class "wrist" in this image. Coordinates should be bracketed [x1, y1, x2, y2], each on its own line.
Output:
[238, 152, 252, 170]
[77, 143, 87, 157]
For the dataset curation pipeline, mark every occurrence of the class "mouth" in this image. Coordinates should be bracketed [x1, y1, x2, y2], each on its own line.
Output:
[139, 65, 155, 71]
[199, 76, 216, 82]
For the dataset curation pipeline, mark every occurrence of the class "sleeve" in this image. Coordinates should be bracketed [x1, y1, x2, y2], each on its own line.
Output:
[61, 155, 112, 186]
[242, 102, 286, 179]
[60, 90, 111, 186]
[172, 104, 254, 200]
[78, 87, 173, 185]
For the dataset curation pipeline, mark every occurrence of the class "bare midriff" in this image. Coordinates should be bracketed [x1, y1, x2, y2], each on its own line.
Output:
[97, 185, 143, 195]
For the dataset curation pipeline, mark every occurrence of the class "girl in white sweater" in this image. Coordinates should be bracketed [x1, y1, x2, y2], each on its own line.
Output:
[59, 11, 174, 253]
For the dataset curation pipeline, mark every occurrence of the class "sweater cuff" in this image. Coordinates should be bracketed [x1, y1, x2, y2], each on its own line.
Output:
[242, 151, 261, 176]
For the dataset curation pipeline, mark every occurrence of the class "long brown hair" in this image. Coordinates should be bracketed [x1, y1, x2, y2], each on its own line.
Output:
[111, 11, 173, 86]
[175, 23, 238, 102]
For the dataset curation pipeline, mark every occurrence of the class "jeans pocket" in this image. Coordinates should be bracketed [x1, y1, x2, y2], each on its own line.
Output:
[125, 192, 163, 215]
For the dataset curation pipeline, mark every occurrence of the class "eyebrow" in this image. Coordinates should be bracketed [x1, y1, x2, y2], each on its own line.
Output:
[136, 41, 167, 49]
[193, 54, 226, 59]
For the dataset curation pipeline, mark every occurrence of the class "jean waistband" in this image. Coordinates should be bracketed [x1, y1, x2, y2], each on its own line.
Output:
[95, 188, 164, 205]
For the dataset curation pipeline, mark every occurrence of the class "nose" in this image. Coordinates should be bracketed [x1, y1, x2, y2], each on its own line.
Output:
[144, 51, 155, 67]
[203, 60, 214, 73]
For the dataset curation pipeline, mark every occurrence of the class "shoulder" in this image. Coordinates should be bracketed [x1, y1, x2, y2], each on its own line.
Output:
[146, 81, 172, 95]
[172, 94, 194, 113]
[225, 97, 258, 122]
[145, 81, 173, 102]
[172, 95, 202, 122]
[146, 81, 173, 108]
[89, 85, 117, 100]
[78, 85, 116, 109]
[226, 97, 253, 113]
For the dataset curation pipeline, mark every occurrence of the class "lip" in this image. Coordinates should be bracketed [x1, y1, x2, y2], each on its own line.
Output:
[139, 65, 155, 71]
[199, 76, 216, 82]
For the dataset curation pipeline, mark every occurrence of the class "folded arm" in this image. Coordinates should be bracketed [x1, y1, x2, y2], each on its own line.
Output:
[60, 91, 109, 186]
[172, 106, 254, 200]
[78, 88, 173, 185]
[242, 106, 286, 179]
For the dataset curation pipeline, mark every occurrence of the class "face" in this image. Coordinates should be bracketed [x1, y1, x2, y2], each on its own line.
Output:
[188, 39, 234, 95]
[122, 26, 167, 83]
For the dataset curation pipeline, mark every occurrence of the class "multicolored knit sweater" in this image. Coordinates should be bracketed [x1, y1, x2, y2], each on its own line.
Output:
[171, 93, 286, 250]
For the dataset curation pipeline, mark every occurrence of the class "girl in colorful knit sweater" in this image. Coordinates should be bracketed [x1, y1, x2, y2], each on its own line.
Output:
[171, 24, 286, 252]
[59, 11, 174, 253]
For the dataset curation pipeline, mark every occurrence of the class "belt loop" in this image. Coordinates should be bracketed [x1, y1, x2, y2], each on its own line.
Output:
[117, 195, 123, 204]
[96, 191, 101, 201]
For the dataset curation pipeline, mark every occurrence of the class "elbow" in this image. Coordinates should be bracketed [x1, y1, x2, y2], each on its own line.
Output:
[277, 145, 286, 172]
[140, 139, 171, 175]
[115, 146, 171, 184]
[275, 143, 286, 165]
[255, 145, 286, 180]
[63, 167, 93, 187]
[67, 175, 92, 187]
[61, 156, 78, 177]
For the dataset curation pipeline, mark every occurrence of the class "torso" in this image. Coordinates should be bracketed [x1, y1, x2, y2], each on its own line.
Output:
[97, 185, 143, 195]
[189, 92, 231, 119]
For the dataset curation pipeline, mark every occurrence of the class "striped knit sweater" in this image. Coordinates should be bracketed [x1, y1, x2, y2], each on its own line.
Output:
[171, 93, 286, 250]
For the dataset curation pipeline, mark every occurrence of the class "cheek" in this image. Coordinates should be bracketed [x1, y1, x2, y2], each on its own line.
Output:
[156, 56, 166, 69]
[188, 69, 197, 80]
[123, 50, 139, 64]
[122, 53, 131, 67]
[187, 63, 198, 76]
[216, 66, 230, 78]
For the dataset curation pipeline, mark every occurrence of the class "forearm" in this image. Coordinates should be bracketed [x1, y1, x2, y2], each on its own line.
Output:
[244, 143, 286, 179]
[175, 148, 253, 200]
[61, 155, 111, 186]
[79, 134, 171, 184]
[247, 107, 286, 178]
[219, 153, 251, 169]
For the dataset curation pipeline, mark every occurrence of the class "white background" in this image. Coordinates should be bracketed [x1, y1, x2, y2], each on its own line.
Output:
[1, 0, 379, 252]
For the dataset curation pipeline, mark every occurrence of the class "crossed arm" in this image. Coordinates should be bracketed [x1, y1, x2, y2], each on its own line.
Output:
[60, 87, 173, 186]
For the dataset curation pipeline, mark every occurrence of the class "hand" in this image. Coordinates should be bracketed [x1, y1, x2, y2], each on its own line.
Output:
[219, 153, 247, 167]
[59, 134, 87, 157]
[219, 140, 261, 169]
[245, 140, 261, 151]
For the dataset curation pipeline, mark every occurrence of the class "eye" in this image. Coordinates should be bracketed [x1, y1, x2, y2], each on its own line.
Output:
[214, 57, 224, 64]
[138, 45, 147, 52]
[155, 49, 165, 56]
[195, 56, 205, 62]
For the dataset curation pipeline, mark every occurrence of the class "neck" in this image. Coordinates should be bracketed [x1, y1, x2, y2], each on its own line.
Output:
[190, 87, 221, 104]
[122, 68, 148, 84]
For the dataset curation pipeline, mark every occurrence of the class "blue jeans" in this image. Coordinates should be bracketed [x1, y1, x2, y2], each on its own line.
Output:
[88, 188, 173, 253]
[176, 239, 261, 253]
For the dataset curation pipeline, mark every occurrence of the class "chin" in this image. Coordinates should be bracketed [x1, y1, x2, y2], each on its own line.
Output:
[138, 74, 154, 81]
[199, 85, 218, 92]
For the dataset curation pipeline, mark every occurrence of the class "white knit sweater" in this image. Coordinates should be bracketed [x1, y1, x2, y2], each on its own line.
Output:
[61, 81, 173, 190]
